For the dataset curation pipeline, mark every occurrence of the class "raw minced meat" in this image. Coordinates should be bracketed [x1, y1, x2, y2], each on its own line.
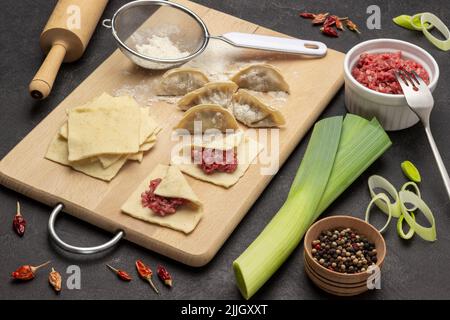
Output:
[192, 147, 238, 174]
[351, 51, 430, 94]
[141, 178, 186, 216]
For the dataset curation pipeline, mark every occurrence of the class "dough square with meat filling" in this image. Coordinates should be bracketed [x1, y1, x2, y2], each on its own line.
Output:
[121, 165, 203, 234]
[173, 136, 263, 188]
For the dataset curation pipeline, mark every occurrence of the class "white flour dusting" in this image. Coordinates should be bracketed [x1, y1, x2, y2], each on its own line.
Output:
[186, 40, 266, 81]
[112, 40, 292, 107]
[244, 90, 289, 108]
[135, 35, 190, 59]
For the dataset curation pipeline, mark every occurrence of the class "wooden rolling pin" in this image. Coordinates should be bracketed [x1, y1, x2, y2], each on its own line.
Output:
[29, 0, 109, 99]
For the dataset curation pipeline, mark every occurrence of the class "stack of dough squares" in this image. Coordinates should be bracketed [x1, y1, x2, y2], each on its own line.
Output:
[45, 93, 160, 181]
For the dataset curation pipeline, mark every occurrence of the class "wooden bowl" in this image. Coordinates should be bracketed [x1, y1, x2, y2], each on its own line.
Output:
[303, 215, 386, 296]
[304, 259, 369, 296]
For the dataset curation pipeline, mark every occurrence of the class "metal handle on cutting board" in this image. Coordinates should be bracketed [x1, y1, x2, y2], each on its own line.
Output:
[212, 32, 328, 57]
[48, 203, 124, 254]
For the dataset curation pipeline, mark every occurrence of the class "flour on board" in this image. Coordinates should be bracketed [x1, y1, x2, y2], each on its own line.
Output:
[113, 40, 280, 106]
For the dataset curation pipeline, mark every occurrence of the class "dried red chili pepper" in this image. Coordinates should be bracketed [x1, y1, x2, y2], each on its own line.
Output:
[312, 12, 329, 24]
[299, 12, 315, 19]
[346, 19, 361, 33]
[135, 260, 159, 294]
[49, 267, 62, 292]
[157, 265, 173, 287]
[11, 261, 50, 281]
[106, 264, 132, 281]
[335, 16, 345, 30]
[320, 26, 338, 37]
[323, 15, 337, 28]
[12, 201, 26, 237]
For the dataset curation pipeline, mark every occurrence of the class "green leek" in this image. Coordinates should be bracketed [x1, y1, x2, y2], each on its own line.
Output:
[233, 114, 391, 299]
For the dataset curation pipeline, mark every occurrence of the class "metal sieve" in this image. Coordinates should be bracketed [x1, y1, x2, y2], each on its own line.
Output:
[103, 0, 328, 70]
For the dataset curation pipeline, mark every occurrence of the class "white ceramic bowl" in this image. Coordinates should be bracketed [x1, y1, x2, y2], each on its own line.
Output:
[344, 39, 439, 131]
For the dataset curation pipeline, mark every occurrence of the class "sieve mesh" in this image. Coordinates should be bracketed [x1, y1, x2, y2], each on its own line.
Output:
[112, 1, 209, 69]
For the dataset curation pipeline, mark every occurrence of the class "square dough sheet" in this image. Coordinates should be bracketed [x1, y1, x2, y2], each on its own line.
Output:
[60, 108, 160, 168]
[67, 95, 141, 161]
[45, 135, 128, 181]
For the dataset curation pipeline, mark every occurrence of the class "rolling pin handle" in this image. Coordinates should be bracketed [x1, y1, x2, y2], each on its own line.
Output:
[48, 203, 124, 254]
[29, 44, 67, 100]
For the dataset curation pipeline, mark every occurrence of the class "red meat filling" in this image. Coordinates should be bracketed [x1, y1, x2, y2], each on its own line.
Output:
[192, 148, 238, 175]
[352, 51, 430, 94]
[141, 178, 186, 216]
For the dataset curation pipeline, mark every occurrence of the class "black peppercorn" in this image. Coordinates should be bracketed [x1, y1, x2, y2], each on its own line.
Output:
[311, 227, 377, 274]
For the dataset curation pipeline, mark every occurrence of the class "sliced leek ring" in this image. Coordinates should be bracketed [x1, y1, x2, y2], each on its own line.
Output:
[368, 175, 402, 218]
[421, 13, 450, 51]
[400, 181, 421, 211]
[411, 13, 433, 31]
[397, 212, 415, 240]
[399, 191, 437, 242]
[365, 193, 392, 233]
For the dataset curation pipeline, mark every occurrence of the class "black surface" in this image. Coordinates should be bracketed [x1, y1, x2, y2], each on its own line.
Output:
[1, 0, 449, 300]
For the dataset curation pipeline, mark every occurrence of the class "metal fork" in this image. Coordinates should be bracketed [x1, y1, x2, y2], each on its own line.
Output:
[395, 70, 450, 200]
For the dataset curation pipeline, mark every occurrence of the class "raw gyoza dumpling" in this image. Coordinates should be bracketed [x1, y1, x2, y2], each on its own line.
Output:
[174, 104, 240, 134]
[230, 64, 290, 93]
[177, 82, 238, 111]
[159, 67, 209, 96]
[229, 90, 285, 127]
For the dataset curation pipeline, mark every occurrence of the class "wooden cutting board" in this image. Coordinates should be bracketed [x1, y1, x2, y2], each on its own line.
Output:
[0, 0, 344, 266]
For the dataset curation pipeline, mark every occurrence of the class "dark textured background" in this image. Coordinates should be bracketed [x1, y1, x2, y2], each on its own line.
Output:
[1, 0, 449, 300]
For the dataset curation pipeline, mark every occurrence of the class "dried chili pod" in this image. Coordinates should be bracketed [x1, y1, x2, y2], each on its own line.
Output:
[12, 201, 26, 237]
[335, 16, 345, 30]
[106, 264, 132, 281]
[312, 12, 329, 24]
[157, 265, 173, 287]
[49, 267, 62, 292]
[299, 12, 315, 19]
[346, 19, 361, 33]
[323, 15, 337, 28]
[135, 260, 159, 294]
[11, 261, 51, 281]
[320, 26, 339, 37]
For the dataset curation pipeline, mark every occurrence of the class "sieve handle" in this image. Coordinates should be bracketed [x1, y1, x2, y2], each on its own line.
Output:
[215, 32, 327, 57]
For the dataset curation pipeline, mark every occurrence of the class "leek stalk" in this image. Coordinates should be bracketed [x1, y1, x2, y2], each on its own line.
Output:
[233, 114, 391, 299]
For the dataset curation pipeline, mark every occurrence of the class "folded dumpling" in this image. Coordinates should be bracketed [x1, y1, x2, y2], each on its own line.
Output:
[230, 64, 290, 93]
[177, 82, 238, 111]
[121, 164, 203, 234]
[229, 90, 285, 127]
[158, 67, 209, 96]
[174, 104, 240, 134]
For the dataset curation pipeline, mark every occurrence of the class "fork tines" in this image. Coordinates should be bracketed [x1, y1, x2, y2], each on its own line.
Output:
[395, 70, 422, 88]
